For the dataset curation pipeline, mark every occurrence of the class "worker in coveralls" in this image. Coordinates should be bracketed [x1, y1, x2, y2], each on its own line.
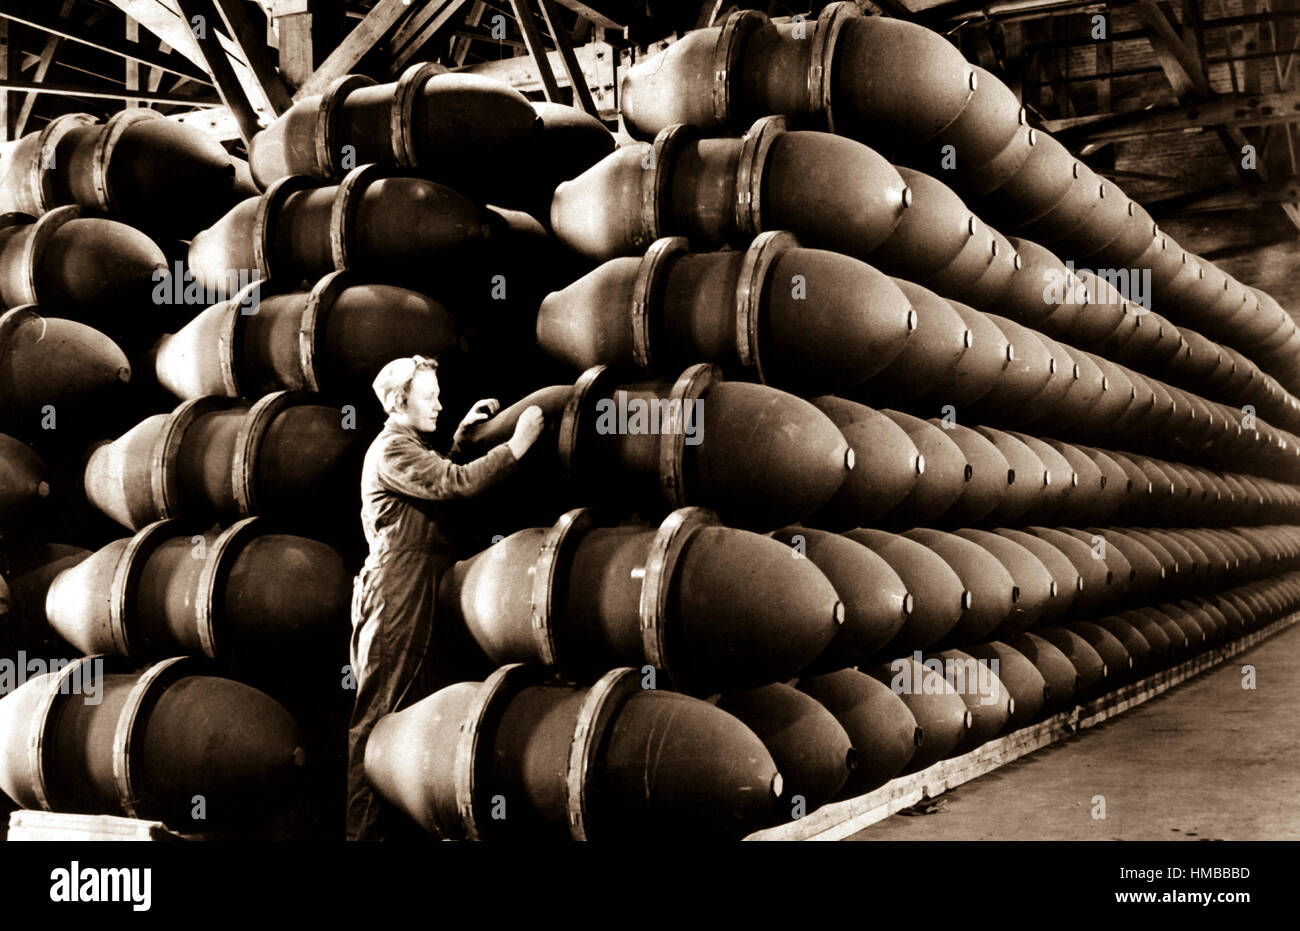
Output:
[347, 354, 545, 840]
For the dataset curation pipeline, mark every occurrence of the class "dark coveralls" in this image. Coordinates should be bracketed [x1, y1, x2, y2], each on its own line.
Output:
[346, 416, 518, 841]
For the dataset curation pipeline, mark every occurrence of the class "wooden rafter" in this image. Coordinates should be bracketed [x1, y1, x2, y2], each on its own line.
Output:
[174, 0, 262, 139]
[0, 79, 222, 107]
[1046, 90, 1300, 143]
[212, 0, 292, 114]
[538, 0, 600, 116]
[386, 0, 471, 76]
[508, 0, 562, 100]
[294, 0, 422, 97]
[0, 4, 212, 83]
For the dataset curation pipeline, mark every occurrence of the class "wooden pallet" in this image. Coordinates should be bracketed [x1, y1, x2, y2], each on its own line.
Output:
[746, 612, 1300, 841]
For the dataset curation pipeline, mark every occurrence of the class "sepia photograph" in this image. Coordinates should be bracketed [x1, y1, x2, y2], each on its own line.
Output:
[0, 0, 1293, 914]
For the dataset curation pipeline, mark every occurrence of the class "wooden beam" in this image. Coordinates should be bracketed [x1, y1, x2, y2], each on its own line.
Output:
[508, 0, 563, 101]
[452, 1, 488, 66]
[174, 0, 262, 140]
[387, 0, 473, 76]
[212, 0, 292, 114]
[1147, 174, 1300, 213]
[0, 79, 223, 107]
[1, 5, 212, 83]
[552, 0, 624, 29]
[1045, 89, 1300, 142]
[539, 0, 600, 116]
[15, 0, 75, 135]
[1134, 0, 1211, 97]
[294, 0, 416, 98]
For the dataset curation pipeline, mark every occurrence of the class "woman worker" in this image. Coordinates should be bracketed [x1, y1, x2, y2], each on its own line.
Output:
[347, 354, 545, 840]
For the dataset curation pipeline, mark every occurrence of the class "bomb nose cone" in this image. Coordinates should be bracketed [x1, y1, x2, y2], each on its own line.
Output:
[796, 669, 919, 796]
[846, 529, 966, 651]
[0, 310, 132, 442]
[715, 683, 854, 817]
[863, 657, 970, 773]
[36, 217, 167, 313]
[903, 529, 1016, 643]
[1006, 632, 1079, 714]
[1034, 627, 1108, 698]
[600, 690, 782, 838]
[1067, 621, 1138, 686]
[0, 434, 49, 525]
[695, 381, 851, 528]
[772, 527, 909, 669]
[808, 397, 922, 526]
[965, 641, 1048, 729]
[671, 525, 843, 688]
[877, 409, 967, 522]
[764, 130, 909, 258]
[953, 528, 1057, 633]
[932, 649, 1014, 753]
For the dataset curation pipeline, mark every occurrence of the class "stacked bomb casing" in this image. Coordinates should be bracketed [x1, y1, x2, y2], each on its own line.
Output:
[0, 108, 249, 241]
[0, 656, 304, 830]
[616, 2, 1300, 403]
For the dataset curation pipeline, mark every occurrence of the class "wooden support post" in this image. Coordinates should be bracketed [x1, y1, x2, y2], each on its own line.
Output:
[15, 0, 76, 135]
[212, 0, 292, 115]
[294, 0, 415, 99]
[173, 0, 263, 140]
[126, 16, 141, 107]
[386, 0, 471, 79]
[539, 0, 600, 116]
[509, 0, 563, 102]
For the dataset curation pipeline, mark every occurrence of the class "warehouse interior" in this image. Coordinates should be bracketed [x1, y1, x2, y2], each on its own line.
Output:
[0, 0, 1299, 843]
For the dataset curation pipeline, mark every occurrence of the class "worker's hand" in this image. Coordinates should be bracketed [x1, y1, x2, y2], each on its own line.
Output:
[454, 398, 501, 445]
[507, 405, 545, 459]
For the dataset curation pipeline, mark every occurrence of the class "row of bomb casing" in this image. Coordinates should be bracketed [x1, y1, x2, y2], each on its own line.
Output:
[247, 64, 614, 223]
[362, 570, 1300, 841]
[0, 108, 252, 242]
[549, 117, 1300, 438]
[437, 361, 1300, 551]
[433, 495, 1300, 695]
[537, 231, 1300, 479]
[0, 654, 307, 835]
[613, 4, 1300, 393]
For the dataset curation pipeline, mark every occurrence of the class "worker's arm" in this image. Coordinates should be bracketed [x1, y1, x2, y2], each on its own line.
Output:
[376, 433, 518, 500]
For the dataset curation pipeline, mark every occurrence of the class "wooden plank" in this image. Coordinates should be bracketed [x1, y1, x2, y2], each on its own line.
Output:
[1135, 0, 1212, 96]
[0, 78, 223, 107]
[173, 0, 262, 139]
[509, 0, 563, 101]
[386, 0, 472, 76]
[213, 0, 292, 114]
[1046, 89, 1300, 142]
[293, 0, 415, 99]
[5, 4, 213, 82]
[747, 611, 1300, 841]
[553, 0, 625, 29]
[126, 15, 141, 107]
[463, 39, 619, 113]
[452, 1, 487, 66]
[539, 0, 600, 116]
[7, 811, 184, 842]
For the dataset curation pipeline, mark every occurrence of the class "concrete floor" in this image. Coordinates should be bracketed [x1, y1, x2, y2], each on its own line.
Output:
[849, 621, 1300, 841]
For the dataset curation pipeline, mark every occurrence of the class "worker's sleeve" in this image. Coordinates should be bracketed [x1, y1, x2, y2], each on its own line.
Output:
[375, 434, 518, 500]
